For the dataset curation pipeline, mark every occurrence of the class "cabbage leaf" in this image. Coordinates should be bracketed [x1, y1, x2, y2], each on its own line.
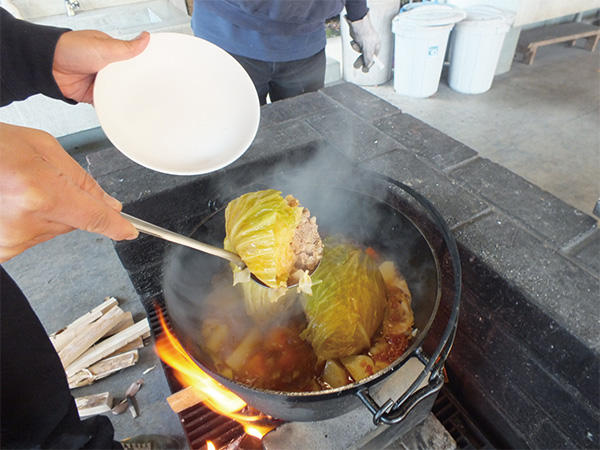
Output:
[238, 280, 297, 324]
[224, 189, 302, 289]
[300, 240, 387, 361]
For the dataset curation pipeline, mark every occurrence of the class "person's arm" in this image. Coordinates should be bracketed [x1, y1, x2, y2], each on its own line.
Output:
[344, 0, 381, 72]
[0, 8, 72, 106]
[344, 0, 369, 22]
[0, 122, 139, 262]
[1, 8, 150, 105]
[0, 13, 151, 261]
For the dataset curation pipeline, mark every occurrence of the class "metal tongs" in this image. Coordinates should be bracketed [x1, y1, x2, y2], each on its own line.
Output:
[122, 213, 245, 269]
[122, 213, 317, 289]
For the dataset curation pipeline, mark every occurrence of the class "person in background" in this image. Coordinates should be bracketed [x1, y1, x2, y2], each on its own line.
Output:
[191, 0, 381, 105]
[0, 8, 149, 447]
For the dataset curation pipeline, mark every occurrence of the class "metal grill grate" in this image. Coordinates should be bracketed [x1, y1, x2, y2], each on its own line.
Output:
[432, 387, 495, 449]
[179, 404, 244, 449]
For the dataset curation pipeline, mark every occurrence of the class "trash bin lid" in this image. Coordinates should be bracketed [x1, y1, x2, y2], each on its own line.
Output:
[457, 5, 515, 27]
[393, 4, 467, 28]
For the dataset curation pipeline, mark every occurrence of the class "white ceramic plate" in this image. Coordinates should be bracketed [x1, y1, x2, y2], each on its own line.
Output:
[94, 33, 260, 175]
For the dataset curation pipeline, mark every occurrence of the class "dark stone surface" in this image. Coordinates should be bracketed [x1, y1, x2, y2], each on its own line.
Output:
[244, 120, 323, 160]
[453, 249, 599, 409]
[476, 243, 598, 420]
[449, 335, 575, 448]
[449, 157, 598, 248]
[530, 419, 582, 450]
[364, 149, 488, 228]
[484, 325, 599, 449]
[483, 284, 599, 410]
[424, 222, 600, 448]
[569, 228, 600, 275]
[114, 234, 167, 273]
[87, 123, 324, 204]
[305, 110, 400, 161]
[372, 113, 477, 170]
[91, 163, 200, 204]
[59, 126, 112, 155]
[454, 212, 600, 352]
[124, 265, 163, 300]
[259, 91, 340, 125]
[321, 82, 399, 122]
[86, 146, 139, 177]
[447, 331, 584, 449]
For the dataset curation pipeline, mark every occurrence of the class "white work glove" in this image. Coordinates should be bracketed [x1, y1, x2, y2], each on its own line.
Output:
[346, 11, 381, 73]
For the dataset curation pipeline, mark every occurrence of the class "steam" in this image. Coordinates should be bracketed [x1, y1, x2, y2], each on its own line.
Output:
[163, 141, 439, 371]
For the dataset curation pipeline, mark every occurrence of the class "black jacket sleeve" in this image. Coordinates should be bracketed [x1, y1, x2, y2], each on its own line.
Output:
[345, 0, 369, 22]
[0, 8, 74, 106]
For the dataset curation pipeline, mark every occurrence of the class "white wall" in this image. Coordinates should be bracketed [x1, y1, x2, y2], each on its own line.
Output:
[513, 0, 600, 27]
[0, 0, 192, 137]
[445, 0, 600, 26]
[4, 0, 149, 19]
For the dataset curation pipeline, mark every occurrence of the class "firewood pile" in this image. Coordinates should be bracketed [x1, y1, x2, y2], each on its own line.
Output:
[49, 296, 150, 389]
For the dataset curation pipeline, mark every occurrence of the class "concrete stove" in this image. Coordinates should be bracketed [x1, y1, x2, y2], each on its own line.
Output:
[84, 82, 598, 449]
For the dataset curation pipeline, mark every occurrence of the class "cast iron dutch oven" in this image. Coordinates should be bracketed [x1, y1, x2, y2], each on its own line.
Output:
[163, 163, 461, 424]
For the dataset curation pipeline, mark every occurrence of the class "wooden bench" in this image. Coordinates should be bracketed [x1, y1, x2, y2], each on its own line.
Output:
[516, 22, 600, 65]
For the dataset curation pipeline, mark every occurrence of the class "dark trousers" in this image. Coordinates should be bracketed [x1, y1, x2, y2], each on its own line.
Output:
[231, 49, 326, 106]
[0, 267, 121, 449]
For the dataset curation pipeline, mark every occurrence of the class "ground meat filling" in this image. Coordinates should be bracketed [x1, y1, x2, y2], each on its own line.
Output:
[286, 196, 323, 285]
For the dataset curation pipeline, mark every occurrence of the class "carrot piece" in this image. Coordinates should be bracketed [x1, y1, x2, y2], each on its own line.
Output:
[365, 247, 380, 261]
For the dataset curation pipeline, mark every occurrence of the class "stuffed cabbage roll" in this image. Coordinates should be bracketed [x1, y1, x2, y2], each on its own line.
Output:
[300, 240, 387, 361]
[224, 189, 322, 289]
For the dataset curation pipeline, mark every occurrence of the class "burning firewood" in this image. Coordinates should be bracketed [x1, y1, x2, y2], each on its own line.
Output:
[48, 297, 150, 389]
[166, 386, 206, 414]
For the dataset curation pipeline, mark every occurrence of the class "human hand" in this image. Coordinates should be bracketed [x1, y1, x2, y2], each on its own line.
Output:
[0, 122, 138, 262]
[53, 30, 150, 103]
[347, 12, 381, 73]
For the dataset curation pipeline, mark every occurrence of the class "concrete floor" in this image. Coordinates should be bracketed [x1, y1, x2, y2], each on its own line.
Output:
[363, 42, 600, 216]
[2, 231, 186, 444]
[1, 34, 598, 448]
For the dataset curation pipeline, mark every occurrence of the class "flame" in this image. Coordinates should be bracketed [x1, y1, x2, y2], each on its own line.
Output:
[245, 425, 274, 440]
[155, 307, 276, 441]
[206, 441, 216, 450]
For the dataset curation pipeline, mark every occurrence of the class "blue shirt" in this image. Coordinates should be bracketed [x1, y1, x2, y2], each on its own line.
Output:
[192, 0, 368, 62]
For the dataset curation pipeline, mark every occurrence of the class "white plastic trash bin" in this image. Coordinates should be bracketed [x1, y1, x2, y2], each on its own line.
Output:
[447, 5, 515, 94]
[392, 4, 466, 98]
[340, 0, 401, 86]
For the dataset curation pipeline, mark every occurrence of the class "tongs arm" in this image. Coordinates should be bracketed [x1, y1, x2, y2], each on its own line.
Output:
[121, 213, 245, 268]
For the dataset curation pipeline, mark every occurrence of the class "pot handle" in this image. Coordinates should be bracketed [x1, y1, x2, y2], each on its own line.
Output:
[354, 173, 461, 426]
[356, 367, 444, 425]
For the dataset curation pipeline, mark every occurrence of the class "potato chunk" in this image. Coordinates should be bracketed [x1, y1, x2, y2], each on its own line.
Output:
[340, 355, 376, 382]
[225, 328, 261, 371]
[322, 360, 351, 388]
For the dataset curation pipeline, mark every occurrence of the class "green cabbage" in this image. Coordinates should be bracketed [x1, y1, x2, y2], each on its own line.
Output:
[224, 190, 302, 289]
[300, 240, 387, 361]
[238, 280, 298, 324]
